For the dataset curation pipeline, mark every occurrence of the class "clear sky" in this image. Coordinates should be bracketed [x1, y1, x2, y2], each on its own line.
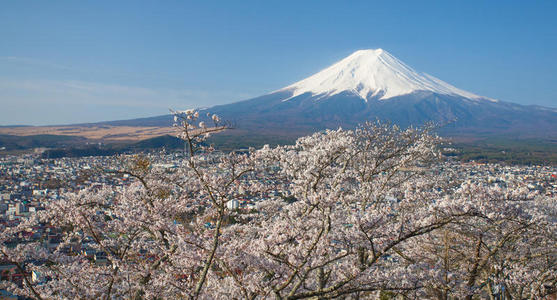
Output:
[1, 1, 556, 125]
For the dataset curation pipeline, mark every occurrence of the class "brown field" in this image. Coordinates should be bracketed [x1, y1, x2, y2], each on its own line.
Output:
[0, 125, 178, 141]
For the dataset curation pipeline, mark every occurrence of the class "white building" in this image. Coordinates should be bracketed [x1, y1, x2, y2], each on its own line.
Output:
[226, 199, 239, 210]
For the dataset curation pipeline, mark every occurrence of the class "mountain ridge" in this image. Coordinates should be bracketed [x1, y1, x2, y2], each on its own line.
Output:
[85, 49, 557, 140]
[2, 49, 556, 143]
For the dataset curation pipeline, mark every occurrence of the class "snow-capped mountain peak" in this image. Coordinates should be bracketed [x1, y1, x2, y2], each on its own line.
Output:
[281, 49, 486, 101]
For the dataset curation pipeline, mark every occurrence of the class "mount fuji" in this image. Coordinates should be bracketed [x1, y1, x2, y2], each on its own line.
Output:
[280, 49, 486, 102]
[108, 49, 557, 140]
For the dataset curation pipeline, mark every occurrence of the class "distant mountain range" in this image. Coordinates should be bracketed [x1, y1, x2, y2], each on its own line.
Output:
[103, 49, 557, 141]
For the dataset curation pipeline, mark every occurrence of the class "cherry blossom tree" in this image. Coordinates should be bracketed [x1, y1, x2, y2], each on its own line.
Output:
[204, 123, 476, 299]
[0, 110, 555, 299]
[0, 110, 259, 299]
[412, 182, 557, 299]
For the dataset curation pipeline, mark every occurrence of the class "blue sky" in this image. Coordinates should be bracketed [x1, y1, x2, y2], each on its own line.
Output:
[1, 1, 556, 125]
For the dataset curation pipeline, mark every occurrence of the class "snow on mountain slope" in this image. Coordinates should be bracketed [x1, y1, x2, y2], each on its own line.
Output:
[281, 49, 490, 101]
